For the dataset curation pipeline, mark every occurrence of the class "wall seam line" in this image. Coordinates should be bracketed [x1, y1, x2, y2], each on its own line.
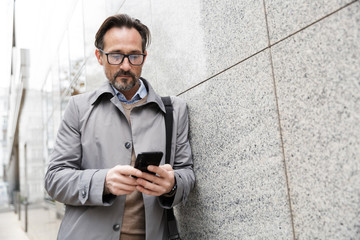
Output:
[177, 46, 268, 96]
[270, 0, 359, 48]
[178, 0, 359, 97]
[262, 0, 296, 239]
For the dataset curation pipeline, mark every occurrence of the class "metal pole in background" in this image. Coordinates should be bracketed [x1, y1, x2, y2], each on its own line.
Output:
[13, 191, 16, 213]
[24, 143, 28, 232]
[17, 191, 20, 221]
[24, 196, 28, 232]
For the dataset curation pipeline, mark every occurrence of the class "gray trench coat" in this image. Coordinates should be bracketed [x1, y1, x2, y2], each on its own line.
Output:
[45, 79, 195, 240]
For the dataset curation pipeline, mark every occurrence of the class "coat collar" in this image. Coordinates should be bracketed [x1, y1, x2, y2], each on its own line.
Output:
[90, 78, 166, 113]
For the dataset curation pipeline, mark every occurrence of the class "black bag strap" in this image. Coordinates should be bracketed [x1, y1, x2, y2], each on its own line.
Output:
[162, 96, 173, 165]
[161, 96, 181, 240]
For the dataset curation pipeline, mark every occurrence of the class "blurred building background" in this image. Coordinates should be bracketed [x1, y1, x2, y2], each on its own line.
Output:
[0, 0, 359, 239]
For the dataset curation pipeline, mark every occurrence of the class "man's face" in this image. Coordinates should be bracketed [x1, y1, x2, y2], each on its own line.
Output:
[96, 27, 146, 92]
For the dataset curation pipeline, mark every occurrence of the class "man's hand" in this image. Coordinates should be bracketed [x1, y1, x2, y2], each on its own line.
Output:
[135, 164, 175, 196]
[104, 165, 142, 196]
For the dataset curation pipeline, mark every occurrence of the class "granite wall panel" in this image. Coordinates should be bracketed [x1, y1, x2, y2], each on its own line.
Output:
[265, 0, 354, 44]
[272, 2, 360, 239]
[131, 0, 269, 96]
[177, 50, 293, 239]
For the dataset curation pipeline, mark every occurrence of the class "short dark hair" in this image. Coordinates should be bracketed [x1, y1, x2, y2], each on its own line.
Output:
[95, 14, 151, 52]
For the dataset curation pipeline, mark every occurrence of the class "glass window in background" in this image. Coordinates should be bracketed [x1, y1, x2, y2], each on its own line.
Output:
[58, 31, 71, 116]
[41, 69, 54, 163]
[68, 0, 86, 95]
[51, 62, 61, 139]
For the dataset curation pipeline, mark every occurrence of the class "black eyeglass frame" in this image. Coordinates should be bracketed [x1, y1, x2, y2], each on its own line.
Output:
[98, 49, 146, 66]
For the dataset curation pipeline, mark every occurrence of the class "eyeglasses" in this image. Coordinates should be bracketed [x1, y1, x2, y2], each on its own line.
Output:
[98, 49, 146, 66]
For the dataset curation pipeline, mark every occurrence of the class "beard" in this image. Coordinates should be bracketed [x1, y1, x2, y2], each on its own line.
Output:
[108, 70, 138, 92]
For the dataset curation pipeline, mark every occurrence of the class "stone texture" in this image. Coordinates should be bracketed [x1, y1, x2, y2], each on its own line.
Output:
[265, 0, 354, 43]
[198, 0, 268, 79]
[272, 2, 360, 239]
[177, 50, 293, 239]
[144, 0, 207, 95]
[121, 0, 269, 96]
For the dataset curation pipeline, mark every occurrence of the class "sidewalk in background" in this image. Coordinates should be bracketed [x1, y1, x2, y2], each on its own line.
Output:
[26, 204, 61, 240]
[0, 203, 61, 240]
[0, 210, 30, 240]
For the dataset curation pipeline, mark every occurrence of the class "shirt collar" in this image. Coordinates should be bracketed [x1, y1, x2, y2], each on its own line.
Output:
[90, 78, 166, 114]
[111, 79, 148, 104]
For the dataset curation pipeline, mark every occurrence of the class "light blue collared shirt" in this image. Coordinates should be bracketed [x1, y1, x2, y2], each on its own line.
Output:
[111, 79, 148, 104]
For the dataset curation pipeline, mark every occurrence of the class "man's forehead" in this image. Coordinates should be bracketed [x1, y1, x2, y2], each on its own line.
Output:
[103, 27, 142, 50]
[104, 27, 142, 41]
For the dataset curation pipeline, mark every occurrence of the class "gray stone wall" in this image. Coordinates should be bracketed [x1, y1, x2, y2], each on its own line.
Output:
[117, 0, 360, 239]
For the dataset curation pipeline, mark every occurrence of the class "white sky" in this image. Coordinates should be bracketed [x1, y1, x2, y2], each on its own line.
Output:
[0, 0, 72, 90]
[0, 0, 42, 89]
[0, 0, 13, 89]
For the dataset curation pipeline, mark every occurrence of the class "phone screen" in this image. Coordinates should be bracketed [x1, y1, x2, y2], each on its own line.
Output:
[134, 151, 163, 175]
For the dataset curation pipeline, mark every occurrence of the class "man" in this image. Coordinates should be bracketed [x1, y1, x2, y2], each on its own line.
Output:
[45, 14, 195, 240]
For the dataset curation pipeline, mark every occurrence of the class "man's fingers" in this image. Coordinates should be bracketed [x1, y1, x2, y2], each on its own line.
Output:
[105, 164, 175, 196]
[147, 164, 173, 177]
[161, 164, 173, 171]
[139, 171, 161, 184]
[136, 172, 174, 196]
[136, 185, 161, 196]
[108, 182, 137, 195]
[135, 180, 165, 196]
[105, 165, 143, 196]
[112, 165, 142, 177]
[107, 172, 137, 186]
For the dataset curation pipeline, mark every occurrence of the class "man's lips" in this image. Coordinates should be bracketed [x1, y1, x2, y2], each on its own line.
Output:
[114, 71, 134, 80]
[116, 75, 132, 79]
[115, 72, 132, 78]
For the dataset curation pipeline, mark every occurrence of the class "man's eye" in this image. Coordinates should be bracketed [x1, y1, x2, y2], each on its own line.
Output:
[111, 54, 123, 60]
[130, 55, 140, 60]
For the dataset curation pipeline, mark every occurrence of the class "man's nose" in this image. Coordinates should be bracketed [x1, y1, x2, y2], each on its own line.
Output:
[119, 57, 131, 71]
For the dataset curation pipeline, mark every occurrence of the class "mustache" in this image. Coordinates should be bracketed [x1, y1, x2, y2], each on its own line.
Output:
[114, 70, 135, 79]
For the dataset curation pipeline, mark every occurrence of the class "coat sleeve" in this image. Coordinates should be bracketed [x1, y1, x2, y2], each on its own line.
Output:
[159, 97, 195, 208]
[44, 97, 115, 206]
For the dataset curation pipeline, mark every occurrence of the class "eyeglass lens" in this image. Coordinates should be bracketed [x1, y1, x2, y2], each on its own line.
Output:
[108, 53, 144, 65]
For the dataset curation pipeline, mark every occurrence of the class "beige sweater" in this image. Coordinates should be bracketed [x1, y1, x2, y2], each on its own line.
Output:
[119, 96, 148, 240]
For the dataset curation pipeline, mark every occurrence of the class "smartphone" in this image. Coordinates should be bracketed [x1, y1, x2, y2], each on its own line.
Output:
[134, 151, 163, 175]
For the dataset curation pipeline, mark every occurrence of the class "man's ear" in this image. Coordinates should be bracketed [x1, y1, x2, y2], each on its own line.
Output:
[143, 50, 147, 64]
[95, 49, 103, 65]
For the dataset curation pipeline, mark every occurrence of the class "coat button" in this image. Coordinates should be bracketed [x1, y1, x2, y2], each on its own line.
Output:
[81, 190, 86, 198]
[125, 142, 131, 149]
[113, 224, 120, 231]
